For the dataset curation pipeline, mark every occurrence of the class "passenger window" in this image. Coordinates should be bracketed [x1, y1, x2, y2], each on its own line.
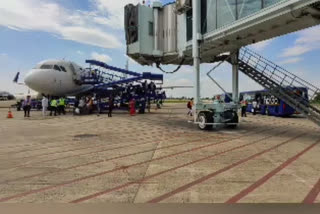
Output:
[60, 66, 67, 72]
[54, 65, 61, 71]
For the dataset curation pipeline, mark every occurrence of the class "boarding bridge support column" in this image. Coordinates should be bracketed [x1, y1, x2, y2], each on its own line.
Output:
[192, 0, 201, 121]
[231, 51, 239, 103]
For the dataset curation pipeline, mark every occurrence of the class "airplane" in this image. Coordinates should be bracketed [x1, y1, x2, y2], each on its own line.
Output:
[22, 60, 93, 97]
[20, 59, 192, 97]
[0, 91, 15, 101]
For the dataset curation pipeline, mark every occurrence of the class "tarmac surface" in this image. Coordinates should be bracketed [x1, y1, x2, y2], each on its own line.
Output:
[0, 104, 319, 203]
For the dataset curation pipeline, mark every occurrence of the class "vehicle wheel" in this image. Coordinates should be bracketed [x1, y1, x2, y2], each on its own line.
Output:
[198, 112, 213, 130]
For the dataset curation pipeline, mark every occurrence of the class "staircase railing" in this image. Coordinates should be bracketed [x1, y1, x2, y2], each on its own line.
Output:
[239, 48, 320, 102]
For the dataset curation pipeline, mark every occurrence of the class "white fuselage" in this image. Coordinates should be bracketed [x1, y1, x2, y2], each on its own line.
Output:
[24, 60, 92, 96]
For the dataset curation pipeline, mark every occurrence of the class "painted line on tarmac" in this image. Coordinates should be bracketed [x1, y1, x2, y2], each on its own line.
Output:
[303, 178, 320, 204]
[70, 129, 290, 203]
[0, 127, 272, 202]
[1, 131, 227, 171]
[146, 133, 306, 203]
[0, 132, 229, 184]
[225, 139, 320, 203]
[0, 140, 157, 170]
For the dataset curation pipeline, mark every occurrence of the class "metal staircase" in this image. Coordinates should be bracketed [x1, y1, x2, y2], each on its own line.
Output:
[235, 48, 320, 126]
[80, 60, 163, 88]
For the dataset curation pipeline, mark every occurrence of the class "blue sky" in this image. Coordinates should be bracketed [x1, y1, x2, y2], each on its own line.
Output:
[0, 0, 319, 98]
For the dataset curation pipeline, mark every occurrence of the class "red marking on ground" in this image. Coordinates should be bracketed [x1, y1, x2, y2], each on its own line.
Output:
[226, 140, 319, 203]
[303, 178, 320, 204]
[0, 127, 270, 202]
[69, 129, 289, 203]
[146, 133, 305, 203]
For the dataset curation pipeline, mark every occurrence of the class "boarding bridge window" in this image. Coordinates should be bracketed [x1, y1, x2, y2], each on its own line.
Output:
[201, 0, 207, 34]
[263, 0, 281, 8]
[149, 22, 154, 36]
[237, 0, 263, 19]
[186, 9, 193, 41]
[206, 0, 217, 33]
[54, 65, 61, 71]
[217, 0, 237, 29]
[40, 64, 53, 69]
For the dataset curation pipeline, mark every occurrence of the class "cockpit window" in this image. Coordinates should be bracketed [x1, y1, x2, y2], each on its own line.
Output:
[54, 65, 61, 71]
[40, 64, 53, 69]
[59, 66, 67, 72]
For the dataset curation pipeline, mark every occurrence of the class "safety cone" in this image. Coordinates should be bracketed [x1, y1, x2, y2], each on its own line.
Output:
[7, 108, 13, 119]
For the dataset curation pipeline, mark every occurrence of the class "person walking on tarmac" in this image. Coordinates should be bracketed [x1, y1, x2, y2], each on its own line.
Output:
[252, 99, 258, 115]
[240, 99, 247, 117]
[58, 97, 66, 115]
[108, 96, 114, 117]
[50, 97, 58, 116]
[129, 98, 136, 116]
[23, 95, 32, 117]
[187, 98, 194, 116]
[41, 95, 48, 116]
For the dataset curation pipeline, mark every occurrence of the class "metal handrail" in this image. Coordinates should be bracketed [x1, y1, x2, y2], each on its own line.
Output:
[240, 48, 320, 100]
[241, 48, 320, 93]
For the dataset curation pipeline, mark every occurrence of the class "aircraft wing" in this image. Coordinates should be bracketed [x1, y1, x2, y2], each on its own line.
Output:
[161, 86, 194, 90]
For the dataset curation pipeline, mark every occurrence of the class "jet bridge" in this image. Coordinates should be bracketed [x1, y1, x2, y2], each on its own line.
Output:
[125, 0, 320, 65]
[124, 0, 320, 129]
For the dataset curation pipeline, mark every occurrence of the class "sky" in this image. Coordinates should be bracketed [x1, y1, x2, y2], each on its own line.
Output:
[0, 0, 320, 98]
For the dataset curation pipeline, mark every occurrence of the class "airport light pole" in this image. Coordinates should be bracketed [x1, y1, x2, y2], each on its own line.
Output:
[192, 0, 201, 121]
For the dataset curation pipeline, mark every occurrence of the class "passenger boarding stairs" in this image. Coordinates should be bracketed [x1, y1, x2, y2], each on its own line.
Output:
[80, 60, 163, 89]
[236, 48, 320, 126]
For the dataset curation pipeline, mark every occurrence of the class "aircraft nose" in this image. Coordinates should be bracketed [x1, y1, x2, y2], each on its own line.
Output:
[24, 70, 37, 87]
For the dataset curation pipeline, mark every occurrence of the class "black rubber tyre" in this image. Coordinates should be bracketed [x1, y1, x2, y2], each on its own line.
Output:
[198, 112, 213, 130]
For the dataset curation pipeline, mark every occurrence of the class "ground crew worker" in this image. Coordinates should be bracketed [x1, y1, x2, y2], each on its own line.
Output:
[58, 97, 66, 115]
[241, 99, 247, 117]
[139, 97, 146, 114]
[108, 96, 114, 117]
[50, 98, 58, 116]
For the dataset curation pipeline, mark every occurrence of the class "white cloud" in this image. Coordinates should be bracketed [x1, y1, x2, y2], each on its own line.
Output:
[280, 26, 320, 58]
[0, 0, 122, 49]
[249, 39, 273, 51]
[91, 52, 112, 63]
[279, 57, 302, 65]
[92, 0, 155, 29]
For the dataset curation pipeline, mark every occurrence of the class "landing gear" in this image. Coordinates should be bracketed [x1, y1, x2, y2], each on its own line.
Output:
[198, 112, 213, 130]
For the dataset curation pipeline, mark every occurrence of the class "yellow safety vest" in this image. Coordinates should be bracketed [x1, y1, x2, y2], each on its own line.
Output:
[50, 100, 57, 107]
[58, 98, 65, 106]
